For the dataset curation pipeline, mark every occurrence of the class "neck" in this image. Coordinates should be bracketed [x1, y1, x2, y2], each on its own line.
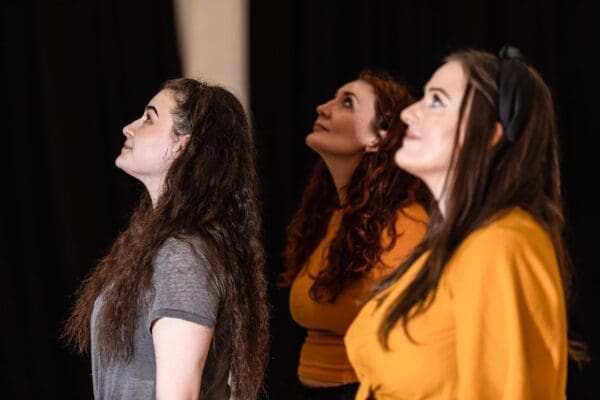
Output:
[425, 174, 450, 218]
[437, 196, 447, 218]
[320, 154, 362, 205]
[142, 176, 166, 208]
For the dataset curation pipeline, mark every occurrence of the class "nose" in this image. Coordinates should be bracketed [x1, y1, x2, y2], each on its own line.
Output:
[316, 98, 333, 118]
[122, 120, 136, 138]
[400, 101, 420, 126]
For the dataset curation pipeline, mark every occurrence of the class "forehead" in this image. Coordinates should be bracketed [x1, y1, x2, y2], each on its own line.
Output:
[338, 79, 375, 98]
[426, 61, 467, 98]
[148, 89, 177, 112]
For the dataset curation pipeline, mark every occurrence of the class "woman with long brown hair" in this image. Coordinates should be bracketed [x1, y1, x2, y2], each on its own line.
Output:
[62, 78, 269, 399]
[280, 71, 429, 399]
[345, 47, 585, 399]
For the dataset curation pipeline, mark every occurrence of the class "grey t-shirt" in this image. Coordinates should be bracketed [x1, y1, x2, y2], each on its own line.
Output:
[90, 237, 231, 399]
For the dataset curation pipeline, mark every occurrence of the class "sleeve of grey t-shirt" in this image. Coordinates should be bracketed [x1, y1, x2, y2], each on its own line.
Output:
[146, 237, 220, 333]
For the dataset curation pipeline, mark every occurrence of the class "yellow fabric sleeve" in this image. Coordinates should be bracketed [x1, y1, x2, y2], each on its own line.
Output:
[344, 208, 568, 399]
[447, 217, 567, 399]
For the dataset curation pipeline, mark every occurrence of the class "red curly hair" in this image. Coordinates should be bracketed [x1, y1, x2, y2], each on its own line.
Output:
[280, 71, 429, 302]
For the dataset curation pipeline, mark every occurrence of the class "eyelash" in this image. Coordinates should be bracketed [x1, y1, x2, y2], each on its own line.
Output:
[142, 114, 151, 124]
[342, 96, 353, 109]
[429, 94, 443, 108]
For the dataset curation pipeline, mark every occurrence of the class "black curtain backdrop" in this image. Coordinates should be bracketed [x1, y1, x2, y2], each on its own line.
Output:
[1, 1, 598, 399]
[250, 1, 598, 399]
[1, 1, 181, 398]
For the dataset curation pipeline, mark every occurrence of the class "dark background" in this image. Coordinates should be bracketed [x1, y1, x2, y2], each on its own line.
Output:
[1, 1, 598, 398]
[1, 1, 181, 397]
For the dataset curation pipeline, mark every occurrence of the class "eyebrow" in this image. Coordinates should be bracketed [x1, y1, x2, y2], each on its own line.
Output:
[426, 86, 451, 100]
[145, 105, 159, 117]
[337, 90, 360, 105]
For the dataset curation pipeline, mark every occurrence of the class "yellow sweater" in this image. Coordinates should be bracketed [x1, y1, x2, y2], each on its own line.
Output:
[345, 208, 567, 399]
[290, 203, 428, 384]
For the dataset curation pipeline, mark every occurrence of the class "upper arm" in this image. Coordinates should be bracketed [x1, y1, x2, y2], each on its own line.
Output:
[149, 238, 222, 399]
[152, 317, 213, 400]
[450, 228, 567, 399]
[148, 239, 220, 331]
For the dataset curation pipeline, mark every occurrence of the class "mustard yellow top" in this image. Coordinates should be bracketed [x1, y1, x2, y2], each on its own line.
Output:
[345, 208, 567, 399]
[290, 203, 428, 384]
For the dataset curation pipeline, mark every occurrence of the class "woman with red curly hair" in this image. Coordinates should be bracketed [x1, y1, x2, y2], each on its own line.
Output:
[280, 71, 429, 400]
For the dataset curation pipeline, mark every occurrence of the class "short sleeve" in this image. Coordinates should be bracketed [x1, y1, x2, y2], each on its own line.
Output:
[448, 223, 567, 399]
[147, 238, 221, 333]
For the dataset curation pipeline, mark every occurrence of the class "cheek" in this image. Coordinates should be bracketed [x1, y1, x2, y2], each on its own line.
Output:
[424, 136, 454, 166]
[424, 124, 459, 167]
[395, 129, 455, 173]
[340, 116, 374, 144]
[133, 148, 165, 167]
[130, 136, 173, 172]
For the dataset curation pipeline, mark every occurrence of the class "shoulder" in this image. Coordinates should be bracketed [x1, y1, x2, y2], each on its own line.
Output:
[386, 201, 428, 242]
[394, 202, 429, 231]
[154, 237, 214, 282]
[157, 236, 205, 260]
[446, 207, 558, 284]
[148, 237, 222, 330]
[376, 202, 428, 274]
[460, 208, 552, 256]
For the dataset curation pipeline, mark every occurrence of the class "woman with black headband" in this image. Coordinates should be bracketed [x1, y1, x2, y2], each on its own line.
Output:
[344, 47, 581, 399]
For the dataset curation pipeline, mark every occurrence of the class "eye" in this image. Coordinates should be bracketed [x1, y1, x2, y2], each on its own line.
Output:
[342, 95, 354, 109]
[429, 93, 444, 108]
[142, 113, 152, 124]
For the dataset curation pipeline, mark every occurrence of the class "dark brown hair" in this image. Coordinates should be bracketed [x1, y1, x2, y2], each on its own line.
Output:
[376, 49, 586, 361]
[280, 71, 428, 302]
[62, 78, 269, 398]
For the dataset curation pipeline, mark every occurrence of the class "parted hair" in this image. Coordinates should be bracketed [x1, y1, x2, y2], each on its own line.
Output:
[62, 78, 269, 398]
[376, 49, 586, 361]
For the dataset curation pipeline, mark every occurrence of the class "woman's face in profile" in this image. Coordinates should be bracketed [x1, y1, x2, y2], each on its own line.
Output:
[116, 89, 183, 183]
[305, 79, 380, 158]
[395, 61, 467, 197]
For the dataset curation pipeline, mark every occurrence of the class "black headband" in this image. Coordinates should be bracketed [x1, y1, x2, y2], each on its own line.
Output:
[497, 46, 534, 142]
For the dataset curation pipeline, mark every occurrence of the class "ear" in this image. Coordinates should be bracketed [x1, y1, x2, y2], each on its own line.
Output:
[167, 134, 191, 159]
[174, 134, 191, 153]
[365, 129, 387, 153]
[490, 122, 504, 148]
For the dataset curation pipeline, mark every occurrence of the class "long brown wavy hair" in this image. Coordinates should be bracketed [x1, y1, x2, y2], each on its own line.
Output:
[280, 71, 429, 302]
[62, 78, 270, 398]
[376, 49, 587, 362]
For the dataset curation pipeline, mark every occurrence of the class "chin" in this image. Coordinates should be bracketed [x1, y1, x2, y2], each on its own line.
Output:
[115, 156, 133, 174]
[305, 133, 322, 151]
[393, 148, 404, 166]
[115, 155, 125, 168]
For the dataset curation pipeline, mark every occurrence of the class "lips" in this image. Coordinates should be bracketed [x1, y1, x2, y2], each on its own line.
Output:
[313, 121, 328, 132]
[404, 130, 419, 140]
